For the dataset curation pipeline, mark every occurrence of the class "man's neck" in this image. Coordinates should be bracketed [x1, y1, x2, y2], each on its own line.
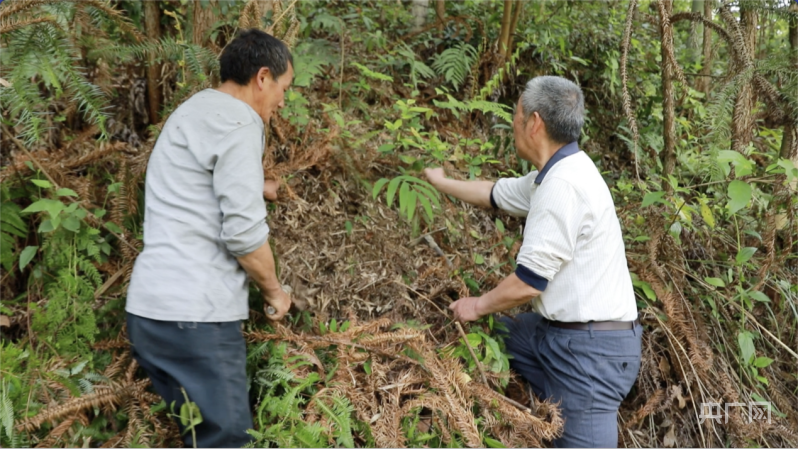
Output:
[530, 139, 567, 171]
[216, 81, 256, 109]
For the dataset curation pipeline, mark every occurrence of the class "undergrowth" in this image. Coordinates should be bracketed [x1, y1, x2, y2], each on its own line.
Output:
[1, 0, 797, 447]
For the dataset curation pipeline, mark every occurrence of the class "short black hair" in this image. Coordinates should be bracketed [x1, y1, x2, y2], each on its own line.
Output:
[219, 29, 293, 85]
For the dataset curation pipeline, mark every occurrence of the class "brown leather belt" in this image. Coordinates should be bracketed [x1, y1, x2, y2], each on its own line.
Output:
[546, 319, 640, 331]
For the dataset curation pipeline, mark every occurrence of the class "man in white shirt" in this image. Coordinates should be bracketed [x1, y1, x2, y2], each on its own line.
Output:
[425, 76, 640, 448]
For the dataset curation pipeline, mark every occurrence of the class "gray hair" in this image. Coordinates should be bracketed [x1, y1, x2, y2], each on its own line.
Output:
[520, 76, 585, 144]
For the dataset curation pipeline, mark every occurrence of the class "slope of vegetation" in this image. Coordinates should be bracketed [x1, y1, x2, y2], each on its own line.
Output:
[1, 0, 796, 447]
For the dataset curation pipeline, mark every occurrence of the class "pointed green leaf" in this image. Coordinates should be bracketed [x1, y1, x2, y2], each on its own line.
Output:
[727, 181, 752, 215]
[704, 277, 725, 288]
[485, 436, 507, 448]
[386, 177, 402, 207]
[752, 357, 773, 368]
[717, 150, 754, 177]
[377, 144, 395, 153]
[22, 199, 54, 214]
[700, 202, 715, 229]
[747, 290, 770, 303]
[363, 358, 372, 375]
[642, 191, 666, 207]
[31, 179, 53, 189]
[407, 190, 417, 222]
[633, 280, 657, 300]
[105, 222, 123, 234]
[22, 199, 64, 220]
[19, 246, 38, 270]
[737, 331, 755, 365]
[38, 219, 55, 233]
[495, 218, 505, 233]
[399, 181, 410, 216]
[417, 194, 434, 223]
[412, 184, 441, 208]
[372, 178, 390, 199]
[465, 333, 481, 347]
[56, 188, 78, 197]
[62, 215, 81, 232]
[735, 247, 757, 265]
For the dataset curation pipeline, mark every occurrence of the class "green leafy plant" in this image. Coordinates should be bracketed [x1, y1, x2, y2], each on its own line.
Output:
[19, 179, 110, 358]
[169, 389, 203, 449]
[372, 175, 441, 226]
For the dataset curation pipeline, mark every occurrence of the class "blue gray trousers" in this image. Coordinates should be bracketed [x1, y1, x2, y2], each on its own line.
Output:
[501, 313, 642, 448]
[126, 313, 255, 448]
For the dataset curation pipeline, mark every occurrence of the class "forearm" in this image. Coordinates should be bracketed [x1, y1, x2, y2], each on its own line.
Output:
[434, 178, 495, 208]
[236, 240, 282, 297]
[476, 273, 541, 316]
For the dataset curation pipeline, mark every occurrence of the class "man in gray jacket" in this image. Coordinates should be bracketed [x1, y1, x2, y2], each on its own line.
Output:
[126, 29, 293, 447]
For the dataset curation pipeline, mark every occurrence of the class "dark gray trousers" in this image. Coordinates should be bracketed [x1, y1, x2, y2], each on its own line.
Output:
[501, 313, 642, 448]
[126, 313, 255, 448]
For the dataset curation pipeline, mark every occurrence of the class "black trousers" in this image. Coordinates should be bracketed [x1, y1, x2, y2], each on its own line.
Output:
[126, 312, 255, 448]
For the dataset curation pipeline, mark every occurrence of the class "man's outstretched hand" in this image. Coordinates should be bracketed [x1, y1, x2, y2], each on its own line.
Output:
[423, 167, 446, 190]
[263, 179, 280, 202]
[449, 296, 483, 323]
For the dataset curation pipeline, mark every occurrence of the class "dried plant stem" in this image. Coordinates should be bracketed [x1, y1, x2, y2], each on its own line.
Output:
[390, 280, 491, 389]
[620, 0, 640, 181]
[270, 0, 299, 29]
[455, 321, 489, 384]
[3, 128, 60, 190]
[338, 23, 345, 111]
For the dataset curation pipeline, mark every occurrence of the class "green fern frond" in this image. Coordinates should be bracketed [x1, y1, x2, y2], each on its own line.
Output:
[396, 43, 435, 88]
[467, 100, 513, 124]
[313, 393, 356, 448]
[0, 10, 111, 145]
[432, 42, 478, 92]
[0, 382, 14, 446]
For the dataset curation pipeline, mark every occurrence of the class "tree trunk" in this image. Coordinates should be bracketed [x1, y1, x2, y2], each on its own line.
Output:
[498, 0, 514, 57]
[659, 0, 676, 187]
[192, 0, 216, 47]
[780, 1, 798, 161]
[143, 0, 161, 125]
[411, 0, 429, 30]
[434, 0, 445, 24]
[697, 0, 713, 95]
[505, 0, 523, 60]
[731, 4, 757, 154]
[687, 0, 703, 65]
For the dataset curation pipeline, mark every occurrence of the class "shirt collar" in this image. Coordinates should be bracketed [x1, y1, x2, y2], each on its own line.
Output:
[534, 141, 580, 184]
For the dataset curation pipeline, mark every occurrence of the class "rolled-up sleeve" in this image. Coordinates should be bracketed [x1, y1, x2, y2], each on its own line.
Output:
[515, 177, 587, 290]
[212, 123, 269, 257]
[490, 171, 538, 217]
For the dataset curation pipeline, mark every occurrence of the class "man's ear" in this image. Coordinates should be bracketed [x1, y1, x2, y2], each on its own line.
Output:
[256, 67, 272, 90]
[529, 112, 545, 139]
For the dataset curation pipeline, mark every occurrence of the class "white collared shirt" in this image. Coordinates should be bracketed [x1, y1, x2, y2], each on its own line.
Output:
[491, 144, 637, 322]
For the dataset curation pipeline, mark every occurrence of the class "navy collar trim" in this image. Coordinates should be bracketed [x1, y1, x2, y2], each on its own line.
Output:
[534, 141, 580, 185]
